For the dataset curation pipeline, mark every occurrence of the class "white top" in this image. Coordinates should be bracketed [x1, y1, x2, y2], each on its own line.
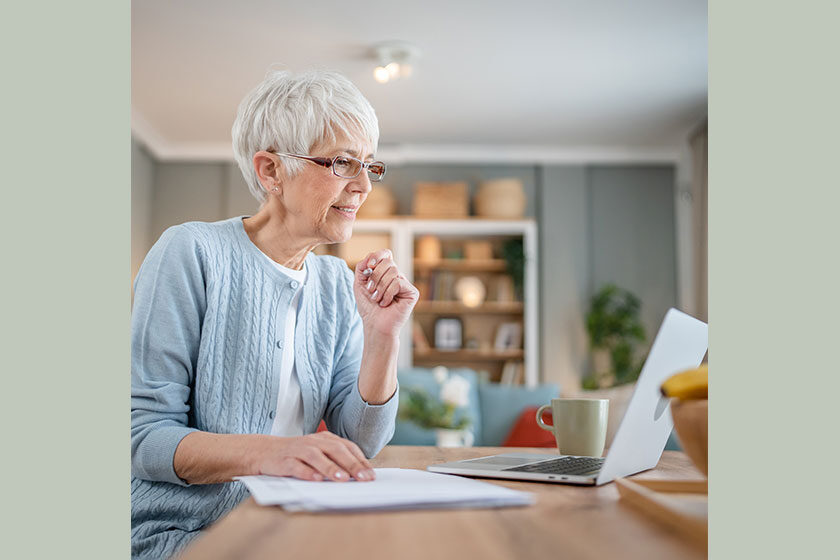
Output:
[262, 254, 307, 437]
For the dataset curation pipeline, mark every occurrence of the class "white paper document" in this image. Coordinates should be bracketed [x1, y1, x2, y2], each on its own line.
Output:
[235, 468, 534, 512]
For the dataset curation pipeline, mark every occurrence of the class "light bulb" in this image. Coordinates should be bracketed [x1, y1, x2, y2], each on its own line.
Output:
[455, 276, 486, 308]
[385, 62, 400, 78]
[373, 66, 390, 83]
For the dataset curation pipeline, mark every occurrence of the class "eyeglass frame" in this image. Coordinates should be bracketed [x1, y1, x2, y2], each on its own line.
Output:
[270, 151, 387, 182]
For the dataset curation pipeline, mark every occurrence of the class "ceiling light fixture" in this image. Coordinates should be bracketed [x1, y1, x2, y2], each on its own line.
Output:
[371, 41, 421, 84]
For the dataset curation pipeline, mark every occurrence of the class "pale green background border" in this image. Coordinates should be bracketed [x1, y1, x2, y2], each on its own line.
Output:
[710, 1, 839, 557]
[1, 1, 128, 558]
[2, 1, 838, 558]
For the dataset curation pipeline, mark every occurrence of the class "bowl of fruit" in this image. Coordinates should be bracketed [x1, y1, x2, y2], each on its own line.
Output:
[661, 364, 708, 477]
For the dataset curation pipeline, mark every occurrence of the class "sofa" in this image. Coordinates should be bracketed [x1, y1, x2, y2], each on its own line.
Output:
[388, 367, 683, 451]
[389, 367, 560, 447]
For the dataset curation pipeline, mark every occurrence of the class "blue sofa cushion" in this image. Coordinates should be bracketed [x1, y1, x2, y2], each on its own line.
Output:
[390, 368, 482, 446]
[478, 383, 560, 446]
[664, 429, 682, 451]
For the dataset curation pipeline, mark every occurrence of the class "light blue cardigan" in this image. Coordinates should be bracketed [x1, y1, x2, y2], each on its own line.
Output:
[131, 217, 398, 560]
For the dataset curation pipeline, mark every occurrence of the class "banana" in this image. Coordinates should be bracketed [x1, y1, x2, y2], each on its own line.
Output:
[660, 364, 708, 399]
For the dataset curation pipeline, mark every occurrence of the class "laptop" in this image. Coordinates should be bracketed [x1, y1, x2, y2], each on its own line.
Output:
[427, 308, 708, 486]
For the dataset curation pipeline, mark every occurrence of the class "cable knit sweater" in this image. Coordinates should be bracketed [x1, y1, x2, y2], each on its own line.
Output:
[130, 217, 398, 560]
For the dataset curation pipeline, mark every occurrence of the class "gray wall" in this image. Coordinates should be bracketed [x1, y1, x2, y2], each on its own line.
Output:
[131, 139, 155, 285]
[589, 166, 677, 340]
[538, 165, 678, 391]
[539, 166, 591, 392]
[131, 146, 678, 389]
[150, 162, 226, 243]
[146, 161, 260, 247]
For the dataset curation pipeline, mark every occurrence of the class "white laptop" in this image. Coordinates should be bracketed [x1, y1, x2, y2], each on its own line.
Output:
[427, 308, 708, 486]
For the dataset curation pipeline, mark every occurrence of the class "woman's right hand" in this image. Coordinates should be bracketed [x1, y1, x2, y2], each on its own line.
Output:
[254, 432, 376, 482]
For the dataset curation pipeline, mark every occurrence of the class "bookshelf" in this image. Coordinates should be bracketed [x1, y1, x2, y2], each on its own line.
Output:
[413, 259, 508, 273]
[413, 301, 524, 314]
[326, 217, 538, 386]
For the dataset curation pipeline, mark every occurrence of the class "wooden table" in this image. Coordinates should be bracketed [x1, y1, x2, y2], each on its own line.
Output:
[179, 446, 706, 560]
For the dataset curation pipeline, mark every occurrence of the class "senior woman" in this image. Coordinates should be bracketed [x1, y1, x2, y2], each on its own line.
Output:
[131, 70, 418, 559]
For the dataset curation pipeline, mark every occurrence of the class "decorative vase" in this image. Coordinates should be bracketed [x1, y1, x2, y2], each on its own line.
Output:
[592, 348, 612, 378]
[473, 178, 526, 218]
[435, 428, 474, 448]
[416, 235, 442, 263]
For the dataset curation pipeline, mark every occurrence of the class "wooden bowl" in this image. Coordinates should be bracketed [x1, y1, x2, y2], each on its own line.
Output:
[670, 399, 708, 476]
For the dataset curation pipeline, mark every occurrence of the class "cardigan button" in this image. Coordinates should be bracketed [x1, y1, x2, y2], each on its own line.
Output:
[276, 340, 283, 349]
[269, 411, 275, 419]
[290, 281, 299, 289]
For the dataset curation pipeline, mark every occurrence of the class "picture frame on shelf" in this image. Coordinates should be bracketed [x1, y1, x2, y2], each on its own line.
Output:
[434, 317, 463, 351]
[412, 320, 431, 352]
[494, 322, 523, 351]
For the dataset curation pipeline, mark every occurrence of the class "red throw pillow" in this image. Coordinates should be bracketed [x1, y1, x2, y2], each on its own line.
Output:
[502, 406, 557, 447]
[316, 420, 328, 432]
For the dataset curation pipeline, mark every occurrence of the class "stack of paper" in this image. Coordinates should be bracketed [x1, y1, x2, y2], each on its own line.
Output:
[235, 468, 534, 512]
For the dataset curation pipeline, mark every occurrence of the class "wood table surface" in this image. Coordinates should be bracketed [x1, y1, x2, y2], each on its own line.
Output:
[179, 446, 706, 560]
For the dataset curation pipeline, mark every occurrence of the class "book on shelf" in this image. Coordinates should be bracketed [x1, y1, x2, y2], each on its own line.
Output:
[412, 320, 431, 352]
[426, 270, 455, 301]
[414, 276, 430, 300]
[500, 360, 524, 385]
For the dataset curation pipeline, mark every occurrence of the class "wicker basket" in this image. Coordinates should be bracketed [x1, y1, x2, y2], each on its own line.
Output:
[412, 182, 469, 218]
[357, 185, 397, 218]
[464, 240, 494, 260]
[474, 178, 526, 218]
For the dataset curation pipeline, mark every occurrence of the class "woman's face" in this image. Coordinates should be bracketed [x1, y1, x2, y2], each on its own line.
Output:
[279, 131, 374, 245]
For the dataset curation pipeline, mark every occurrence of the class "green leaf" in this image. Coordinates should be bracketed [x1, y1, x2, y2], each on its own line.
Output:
[585, 283, 648, 388]
[397, 385, 472, 430]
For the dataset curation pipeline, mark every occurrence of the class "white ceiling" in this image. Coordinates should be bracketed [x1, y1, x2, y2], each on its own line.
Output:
[131, 0, 707, 162]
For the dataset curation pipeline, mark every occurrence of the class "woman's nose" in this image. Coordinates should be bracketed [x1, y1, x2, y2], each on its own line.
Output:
[349, 172, 373, 194]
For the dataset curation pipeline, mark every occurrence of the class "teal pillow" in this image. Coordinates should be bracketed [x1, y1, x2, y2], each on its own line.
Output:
[390, 368, 482, 446]
[664, 429, 682, 451]
[478, 383, 560, 446]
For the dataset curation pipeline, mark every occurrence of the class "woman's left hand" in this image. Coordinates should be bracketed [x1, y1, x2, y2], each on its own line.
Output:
[354, 249, 419, 338]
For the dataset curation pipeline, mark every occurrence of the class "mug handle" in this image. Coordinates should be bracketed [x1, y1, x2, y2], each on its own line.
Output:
[535, 405, 554, 432]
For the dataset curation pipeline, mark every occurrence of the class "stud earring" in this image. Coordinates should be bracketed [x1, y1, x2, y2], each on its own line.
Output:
[271, 187, 280, 193]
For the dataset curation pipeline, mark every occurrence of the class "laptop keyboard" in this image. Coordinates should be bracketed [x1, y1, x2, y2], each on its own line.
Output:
[503, 456, 605, 476]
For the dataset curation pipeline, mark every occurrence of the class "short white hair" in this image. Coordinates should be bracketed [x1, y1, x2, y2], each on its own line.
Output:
[232, 69, 380, 203]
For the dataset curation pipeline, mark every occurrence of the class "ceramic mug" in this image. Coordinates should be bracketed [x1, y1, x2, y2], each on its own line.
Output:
[536, 398, 609, 457]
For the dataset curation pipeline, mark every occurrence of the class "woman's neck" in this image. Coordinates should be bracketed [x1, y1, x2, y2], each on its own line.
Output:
[242, 199, 318, 270]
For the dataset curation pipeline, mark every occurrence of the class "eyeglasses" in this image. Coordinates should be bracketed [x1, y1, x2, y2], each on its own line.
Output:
[272, 152, 387, 182]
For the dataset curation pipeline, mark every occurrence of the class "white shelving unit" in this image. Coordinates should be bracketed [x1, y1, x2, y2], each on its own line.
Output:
[350, 218, 539, 387]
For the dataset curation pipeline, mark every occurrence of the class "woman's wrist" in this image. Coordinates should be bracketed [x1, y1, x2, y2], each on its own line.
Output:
[363, 327, 401, 346]
[245, 434, 272, 476]
[174, 432, 287, 484]
[358, 332, 399, 404]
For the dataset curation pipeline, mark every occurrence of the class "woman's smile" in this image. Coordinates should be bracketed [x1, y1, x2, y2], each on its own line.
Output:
[330, 204, 360, 220]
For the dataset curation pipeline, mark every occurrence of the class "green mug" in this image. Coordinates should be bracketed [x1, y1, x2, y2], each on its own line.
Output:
[536, 398, 609, 457]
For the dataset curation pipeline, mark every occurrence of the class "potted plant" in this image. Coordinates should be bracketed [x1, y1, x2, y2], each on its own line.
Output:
[501, 239, 525, 300]
[580, 284, 647, 446]
[399, 367, 474, 447]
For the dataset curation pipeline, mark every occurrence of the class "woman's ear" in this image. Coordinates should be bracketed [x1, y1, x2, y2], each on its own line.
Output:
[253, 151, 284, 194]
